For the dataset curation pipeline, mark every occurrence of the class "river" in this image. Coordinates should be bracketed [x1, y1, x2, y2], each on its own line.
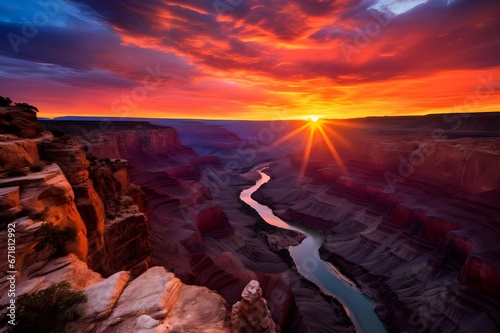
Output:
[240, 167, 387, 333]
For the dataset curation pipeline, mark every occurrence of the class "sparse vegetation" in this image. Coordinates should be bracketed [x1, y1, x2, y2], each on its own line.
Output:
[14, 102, 38, 113]
[8, 282, 87, 333]
[0, 96, 13, 106]
[35, 223, 78, 257]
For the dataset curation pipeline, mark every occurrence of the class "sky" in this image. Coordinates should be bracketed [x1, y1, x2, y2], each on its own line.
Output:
[0, 0, 499, 120]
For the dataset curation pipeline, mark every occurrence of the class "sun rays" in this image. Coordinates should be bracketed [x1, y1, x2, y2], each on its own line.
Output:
[273, 117, 348, 181]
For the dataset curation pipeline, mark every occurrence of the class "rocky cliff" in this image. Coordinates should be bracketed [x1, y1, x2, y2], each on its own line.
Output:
[37, 134, 150, 278]
[1, 107, 282, 332]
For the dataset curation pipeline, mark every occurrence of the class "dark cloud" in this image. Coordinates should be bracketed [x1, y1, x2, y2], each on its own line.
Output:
[0, 17, 199, 87]
[2, 0, 499, 88]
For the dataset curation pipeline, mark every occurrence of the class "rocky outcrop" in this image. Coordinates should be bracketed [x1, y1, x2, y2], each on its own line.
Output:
[40, 137, 150, 277]
[70, 266, 230, 333]
[0, 109, 235, 333]
[194, 205, 234, 236]
[0, 256, 231, 333]
[0, 106, 42, 139]
[88, 126, 181, 159]
[0, 162, 89, 267]
[0, 139, 40, 173]
[0, 254, 103, 310]
[231, 280, 276, 333]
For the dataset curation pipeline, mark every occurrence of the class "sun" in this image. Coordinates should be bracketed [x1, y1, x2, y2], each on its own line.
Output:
[270, 116, 348, 180]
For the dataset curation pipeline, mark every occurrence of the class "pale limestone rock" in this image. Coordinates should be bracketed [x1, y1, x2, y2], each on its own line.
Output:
[231, 280, 276, 333]
[82, 271, 130, 320]
[108, 266, 182, 321]
[67, 266, 231, 333]
[134, 315, 162, 333]
[242, 280, 262, 303]
[164, 284, 229, 332]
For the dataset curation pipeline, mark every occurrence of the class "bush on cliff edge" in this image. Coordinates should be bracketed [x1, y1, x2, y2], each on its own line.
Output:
[9, 282, 87, 333]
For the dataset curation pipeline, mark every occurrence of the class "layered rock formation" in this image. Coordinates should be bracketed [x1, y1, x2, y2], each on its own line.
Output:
[251, 113, 500, 332]
[70, 266, 230, 333]
[0, 106, 42, 139]
[231, 280, 276, 333]
[39, 135, 150, 277]
[0, 107, 235, 332]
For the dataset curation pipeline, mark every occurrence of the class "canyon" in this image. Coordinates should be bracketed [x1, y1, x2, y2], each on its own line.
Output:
[1, 108, 356, 333]
[2, 107, 499, 333]
[40, 118, 355, 332]
[250, 114, 500, 332]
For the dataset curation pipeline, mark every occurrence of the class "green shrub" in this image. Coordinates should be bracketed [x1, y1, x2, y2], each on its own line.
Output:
[10, 282, 87, 333]
[35, 223, 77, 257]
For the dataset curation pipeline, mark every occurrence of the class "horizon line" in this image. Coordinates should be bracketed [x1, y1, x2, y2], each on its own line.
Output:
[38, 110, 500, 122]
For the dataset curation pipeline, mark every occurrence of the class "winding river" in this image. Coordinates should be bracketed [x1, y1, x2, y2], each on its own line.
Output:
[240, 167, 387, 333]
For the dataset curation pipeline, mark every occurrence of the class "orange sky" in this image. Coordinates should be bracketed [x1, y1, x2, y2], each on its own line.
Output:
[1, 0, 499, 120]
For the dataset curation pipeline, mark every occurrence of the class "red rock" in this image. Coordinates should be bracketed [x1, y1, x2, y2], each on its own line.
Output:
[0, 140, 40, 172]
[194, 205, 233, 236]
[189, 156, 223, 169]
[419, 216, 461, 243]
[460, 253, 500, 297]
[165, 165, 199, 181]
[0, 107, 43, 139]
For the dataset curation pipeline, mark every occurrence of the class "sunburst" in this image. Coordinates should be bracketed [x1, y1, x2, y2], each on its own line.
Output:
[272, 116, 347, 180]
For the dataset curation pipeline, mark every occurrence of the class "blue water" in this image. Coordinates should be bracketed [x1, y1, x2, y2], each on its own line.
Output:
[240, 168, 387, 333]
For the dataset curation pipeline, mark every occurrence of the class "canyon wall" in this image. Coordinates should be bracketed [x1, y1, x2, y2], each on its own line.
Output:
[255, 123, 500, 333]
[0, 108, 261, 332]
